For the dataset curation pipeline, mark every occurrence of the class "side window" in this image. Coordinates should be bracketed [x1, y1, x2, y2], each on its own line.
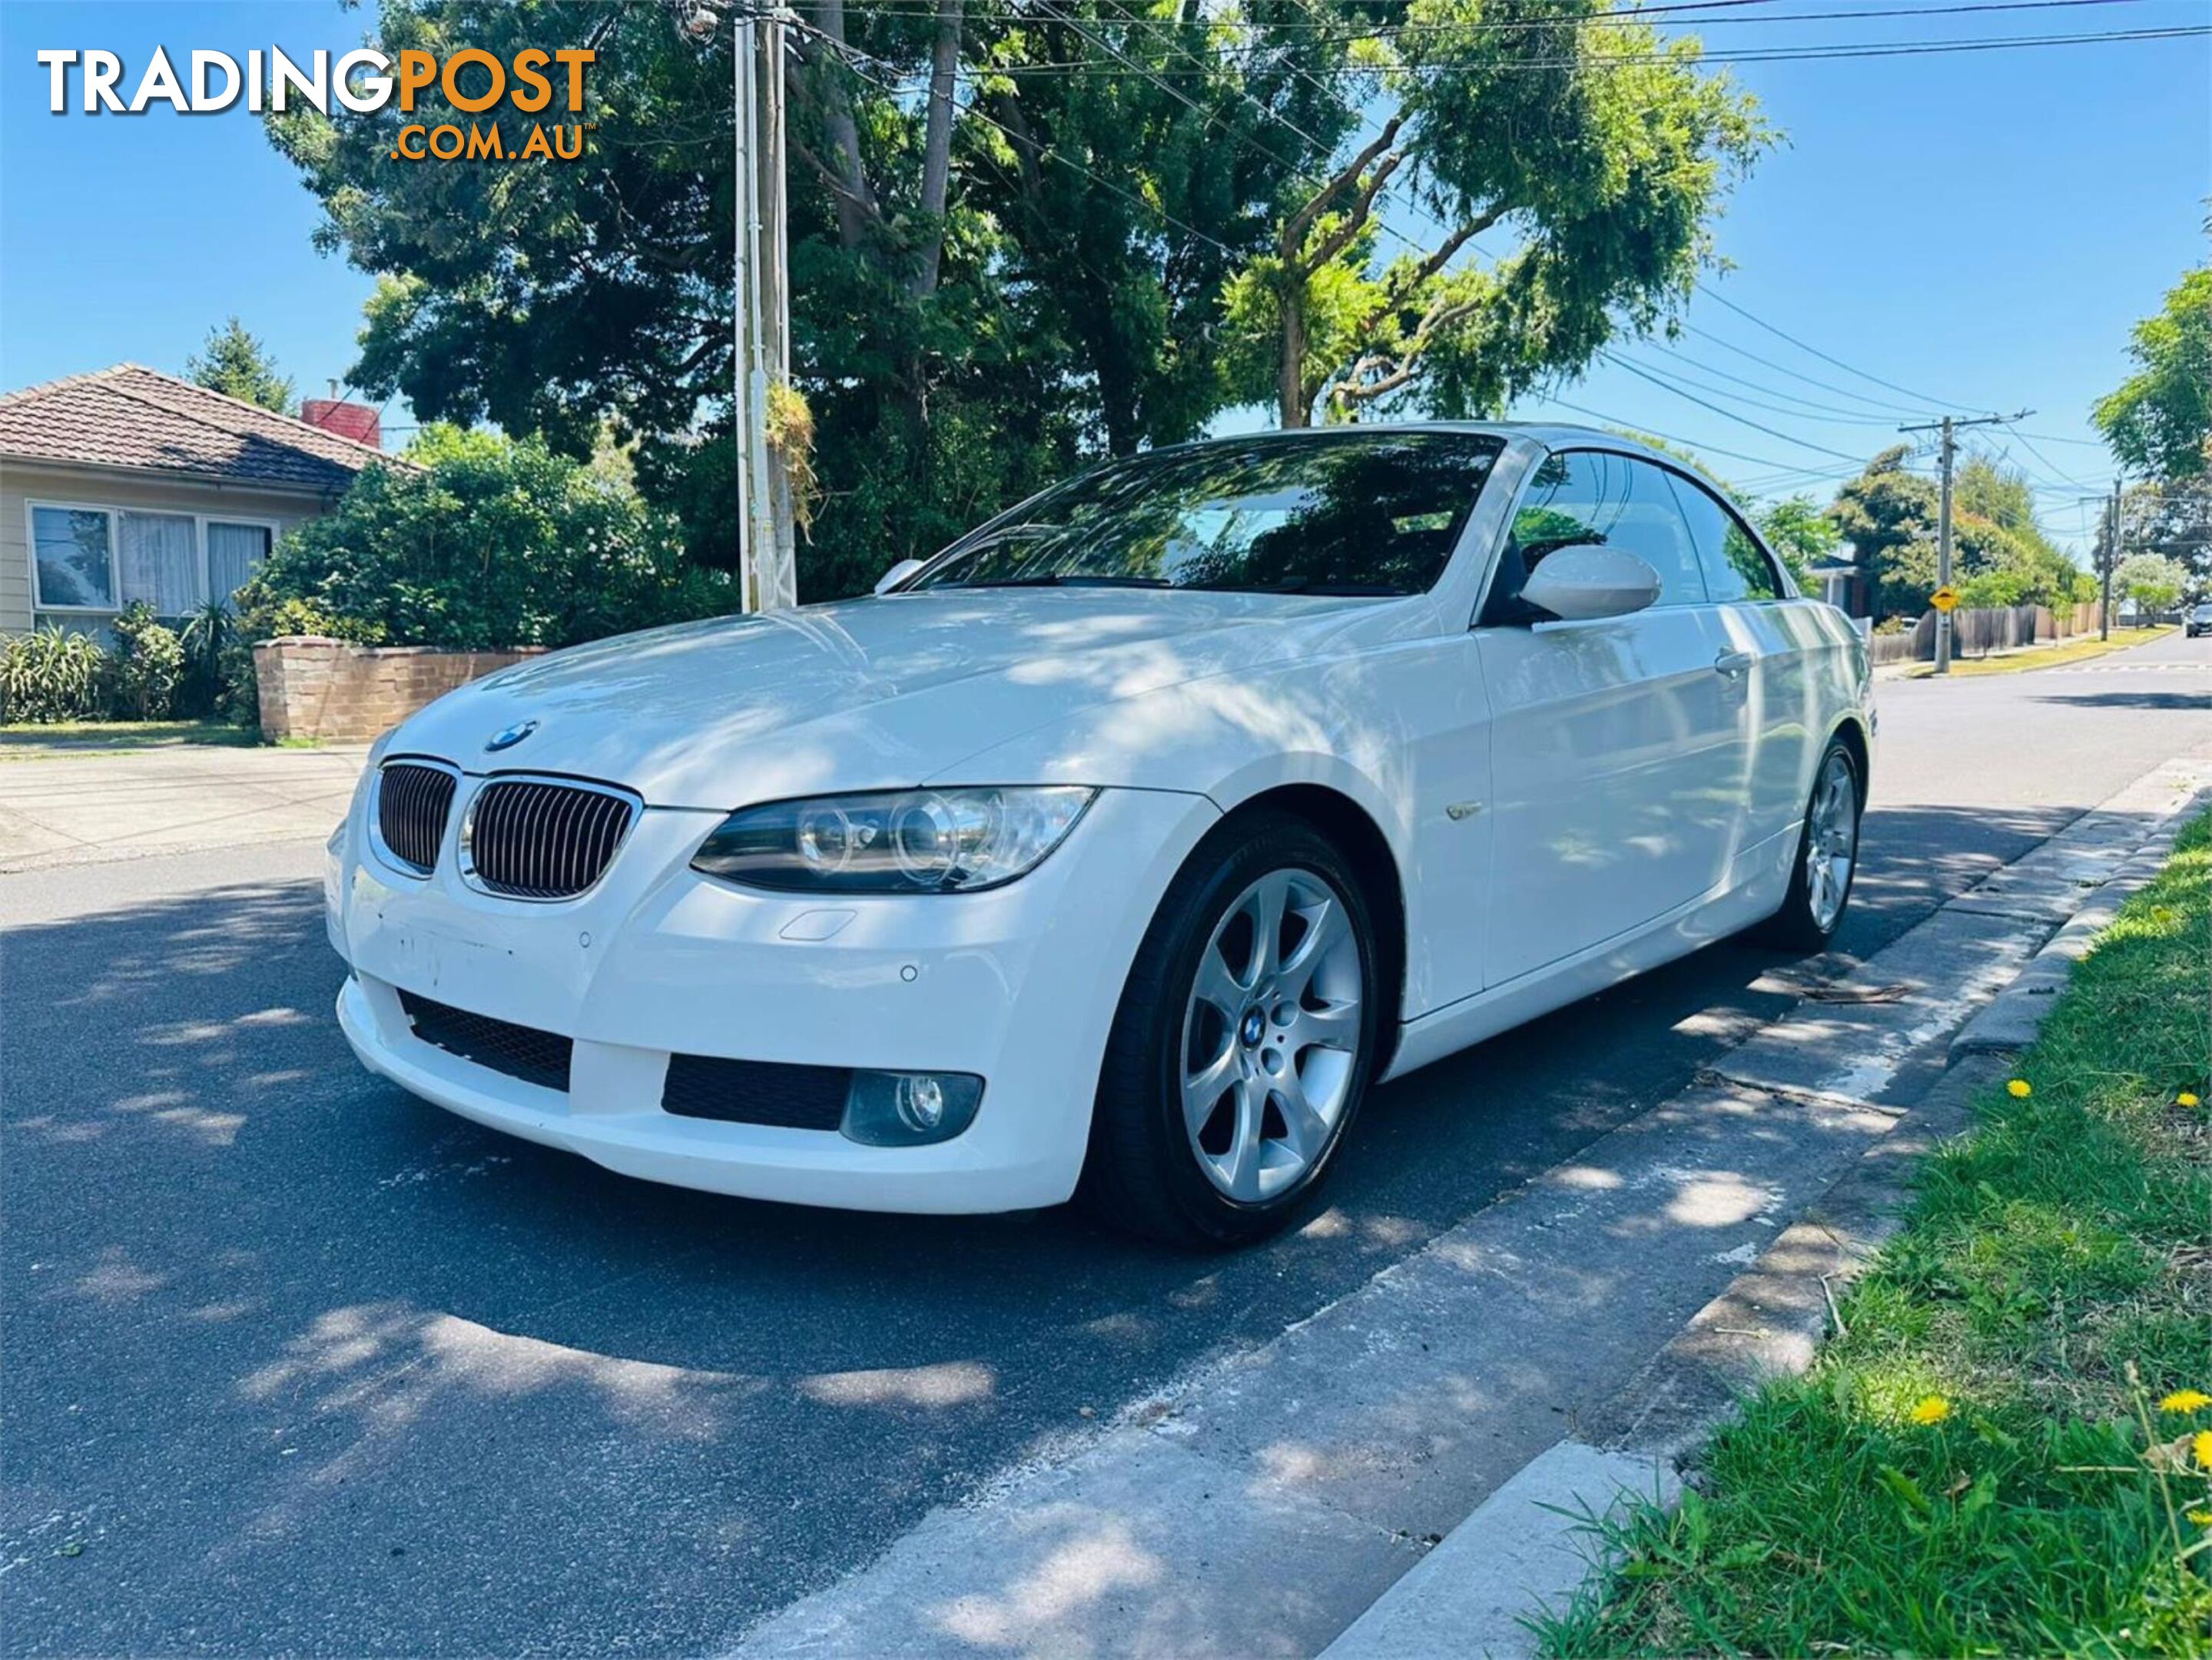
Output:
[1505, 450, 1709, 610]
[1669, 473, 1784, 603]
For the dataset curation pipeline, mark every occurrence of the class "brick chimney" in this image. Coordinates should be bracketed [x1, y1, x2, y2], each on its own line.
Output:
[300, 398, 380, 450]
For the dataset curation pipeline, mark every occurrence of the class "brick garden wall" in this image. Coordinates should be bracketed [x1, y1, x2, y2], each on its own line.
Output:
[254, 636, 544, 745]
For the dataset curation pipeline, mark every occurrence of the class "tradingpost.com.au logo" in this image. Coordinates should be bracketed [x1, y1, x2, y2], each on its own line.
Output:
[36, 45, 596, 163]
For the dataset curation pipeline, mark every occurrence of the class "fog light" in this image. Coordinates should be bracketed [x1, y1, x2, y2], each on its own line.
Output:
[840, 1070, 983, 1147]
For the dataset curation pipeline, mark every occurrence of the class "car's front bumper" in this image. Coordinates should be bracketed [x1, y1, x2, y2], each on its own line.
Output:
[331, 783, 1219, 1213]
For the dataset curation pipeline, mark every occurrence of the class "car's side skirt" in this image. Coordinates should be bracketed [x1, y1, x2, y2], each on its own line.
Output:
[1381, 825, 1799, 1084]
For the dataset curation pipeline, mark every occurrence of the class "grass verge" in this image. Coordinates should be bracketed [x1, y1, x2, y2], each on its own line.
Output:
[0, 720, 259, 757]
[1903, 626, 2174, 678]
[1540, 810, 2212, 1658]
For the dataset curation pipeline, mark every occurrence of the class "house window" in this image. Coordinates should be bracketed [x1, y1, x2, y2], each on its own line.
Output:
[118, 511, 206, 614]
[207, 522, 274, 601]
[26, 503, 277, 614]
[31, 506, 114, 609]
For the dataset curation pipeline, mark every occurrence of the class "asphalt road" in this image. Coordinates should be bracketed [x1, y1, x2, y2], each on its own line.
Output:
[5, 629, 2207, 1655]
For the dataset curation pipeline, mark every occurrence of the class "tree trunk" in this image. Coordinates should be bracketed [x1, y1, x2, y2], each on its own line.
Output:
[1278, 287, 1308, 429]
[909, 1, 964, 297]
[814, 0, 878, 251]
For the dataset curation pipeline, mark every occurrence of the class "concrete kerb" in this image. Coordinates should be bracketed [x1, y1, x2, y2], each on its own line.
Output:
[1320, 765, 2212, 1660]
[1951, 782, 2212, 1060]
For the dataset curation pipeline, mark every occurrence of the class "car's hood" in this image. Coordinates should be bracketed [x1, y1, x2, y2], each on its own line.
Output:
[391, 588, 1428, 808]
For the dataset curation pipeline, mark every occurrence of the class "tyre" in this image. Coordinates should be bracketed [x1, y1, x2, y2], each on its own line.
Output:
[1081, 814, 1381, 1247]
[1755, 738, 1862, 952]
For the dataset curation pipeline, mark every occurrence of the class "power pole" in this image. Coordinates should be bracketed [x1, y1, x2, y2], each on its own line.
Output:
[2099, 475, 2122, 640]
[1899, 409, 2029, 675]
[733, 5, 797, 610]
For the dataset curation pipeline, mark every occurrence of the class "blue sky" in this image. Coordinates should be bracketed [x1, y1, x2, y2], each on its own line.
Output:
[3, 1, 2208, 560]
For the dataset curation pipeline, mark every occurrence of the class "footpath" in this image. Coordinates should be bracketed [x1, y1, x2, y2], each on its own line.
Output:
[0, 744, 365, 874]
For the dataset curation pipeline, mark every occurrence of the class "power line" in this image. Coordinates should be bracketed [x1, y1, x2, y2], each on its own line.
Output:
[1598, 350, 1871, 459]
[1673, 324, 1935, 415]
[1693, 284, 1963, 408]
[844, 0, 1791, 26]
[1517, 392, 1826, 474]
[2005, 423, 2103, 491]
[1609, 350, 1910, 424]
[990, 22, 2211, 73]
[848, 0, 2154, 32]
[827, 1, 2117, 501]
[811, 26, 1245, 256]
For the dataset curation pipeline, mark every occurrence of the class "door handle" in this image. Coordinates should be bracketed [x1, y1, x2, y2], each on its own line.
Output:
[1713, 650, 1754, 680]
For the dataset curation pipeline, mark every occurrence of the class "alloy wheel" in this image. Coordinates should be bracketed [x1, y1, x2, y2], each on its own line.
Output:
[1179, 868, 1365, 1203]
[1805, 749, 1859, 932]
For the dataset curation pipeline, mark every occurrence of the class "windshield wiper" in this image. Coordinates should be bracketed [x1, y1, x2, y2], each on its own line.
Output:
[1192, 579, 1415, 597]
[955, 573, 1174, 589]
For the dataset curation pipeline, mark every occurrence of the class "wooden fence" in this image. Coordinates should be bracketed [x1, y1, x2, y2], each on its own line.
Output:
[1865, 601, 2104, 666]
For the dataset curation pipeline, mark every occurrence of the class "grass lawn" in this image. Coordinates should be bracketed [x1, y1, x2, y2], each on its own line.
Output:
[1540, 811, 2212, 1658]
[1905, 626, 2176, 678]
[0, 720, 260, 757]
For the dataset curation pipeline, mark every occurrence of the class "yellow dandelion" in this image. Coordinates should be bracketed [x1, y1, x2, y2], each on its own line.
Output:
[1910, 1395, 1952, 1425]
[2006, 1079, 2032, 1098]
[2196, 1430, 2212, 1470]
[2159, 1389, 2212, 1413]
[2179, 1093, 2202, 1109]
[2190, 1511, 2212, 1528]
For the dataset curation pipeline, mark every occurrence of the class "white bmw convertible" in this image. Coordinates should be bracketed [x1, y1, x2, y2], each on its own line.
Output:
[329, 424, 1872, 1244]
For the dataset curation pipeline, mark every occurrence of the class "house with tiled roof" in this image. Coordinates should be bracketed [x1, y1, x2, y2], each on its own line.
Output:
[0, 364, 397, 635]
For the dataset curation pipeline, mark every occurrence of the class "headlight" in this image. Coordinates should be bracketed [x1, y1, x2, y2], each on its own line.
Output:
[691, 786, 1097, 894]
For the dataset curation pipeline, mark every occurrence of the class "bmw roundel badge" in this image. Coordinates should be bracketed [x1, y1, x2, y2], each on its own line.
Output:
[485, 719, 539, 753]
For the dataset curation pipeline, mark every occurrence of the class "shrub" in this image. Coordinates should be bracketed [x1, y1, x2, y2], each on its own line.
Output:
[0, 625, 108, 723]
[176, 602, 236, 720]
[245, 427, 736, 652]
[108, 602, 185, 719]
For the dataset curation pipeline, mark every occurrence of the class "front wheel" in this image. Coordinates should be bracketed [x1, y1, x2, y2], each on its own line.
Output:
[1756, 739, 1862, 952]
[1081, 815, 1380, 1247]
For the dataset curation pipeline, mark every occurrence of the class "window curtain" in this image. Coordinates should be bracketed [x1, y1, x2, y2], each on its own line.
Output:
[206, 522, 272, 606]
[117, 512, 204, 615]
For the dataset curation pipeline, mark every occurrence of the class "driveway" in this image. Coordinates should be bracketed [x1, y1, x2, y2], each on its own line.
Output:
[0, 745, 365, 872]
[4, 632, 2207, 1654]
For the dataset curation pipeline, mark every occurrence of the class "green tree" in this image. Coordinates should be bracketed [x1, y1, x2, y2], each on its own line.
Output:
[186, 317, 296, 414]
[2093, 266, 2211, 481]
[1826, 449, 2085, 616]
[2112, 552, 2187, 616]
[1828, 446, 1936, 618]
[1948, 456, 2091, 609]
[1753, 496, 1839, 590]
[2122, 474, 2211, 596]
[236, 426, 733, 651]
[271, 0, 1770, 604]
[1222, 0, 1771, 427]
[270, 2, 736, 497]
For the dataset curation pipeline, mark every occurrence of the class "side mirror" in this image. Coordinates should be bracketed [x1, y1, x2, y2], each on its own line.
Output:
[1520, 544, 1662, 622]
[874, 558, 927, 596]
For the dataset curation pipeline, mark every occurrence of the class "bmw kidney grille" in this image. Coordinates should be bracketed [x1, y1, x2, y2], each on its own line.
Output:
[463, 779, 638, 900]
[375, 761, 459, 875]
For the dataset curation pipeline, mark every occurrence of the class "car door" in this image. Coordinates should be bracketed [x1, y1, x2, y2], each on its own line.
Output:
[1666, 471, 1809, 854]
[1471, 449, 1749, 988]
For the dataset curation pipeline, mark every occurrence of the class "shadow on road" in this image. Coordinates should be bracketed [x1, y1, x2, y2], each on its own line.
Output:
[1, 793, 2143, 1651]
[2031, 689, 2211, 712]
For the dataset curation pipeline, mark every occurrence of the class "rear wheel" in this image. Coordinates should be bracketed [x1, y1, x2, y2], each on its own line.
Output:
[1756, 739, 1862, 951]
[1082, 815, 1380, 1247]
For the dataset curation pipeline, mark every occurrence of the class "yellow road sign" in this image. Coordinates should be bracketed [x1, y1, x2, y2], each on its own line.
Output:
[1930, 585, 1960, 613]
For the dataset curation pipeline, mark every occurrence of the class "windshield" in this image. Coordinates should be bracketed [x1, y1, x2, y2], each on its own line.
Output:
[911, 431, 1504, 597]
